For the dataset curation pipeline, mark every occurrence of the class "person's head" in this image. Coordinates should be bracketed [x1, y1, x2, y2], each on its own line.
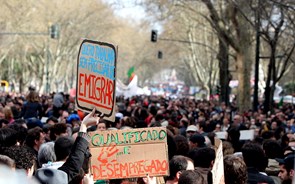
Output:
[26, 91, 39, 102]
[3, 107, 14, 121]
[46, 116, 58, 125]
[189, 147, 215, 169]
[224, 155, 247, 184]
[186, 125, 198, 139]
[276, 154, 295, 182]
[54, 136, 74, 161]
[0, 128, 17, 154]
[263, 139, 283, 159]
[97, 120, 107, 131]
[167, 155, 194, 181]
[66, 114, 81, 128]
[233, 115, 242, 127]
[2, 146, 36, 177]
[38, 142, 56, 167]
[174, 135, 190, 156]
[0, 154, 15, 168]
[8, 123, 28, 146]
[241, 142, 268, 171]
[178, 170, 205, 184]
[59, 111, 69, 123]
[13, 119, 28, 129]
[49, 123, 68, 141]
[227, 127, 240, 142]
[25, 127, 45, 151]
[271, 121, 278, 130]
[222, 141, 234, 156]
[189, 134, 206, 150]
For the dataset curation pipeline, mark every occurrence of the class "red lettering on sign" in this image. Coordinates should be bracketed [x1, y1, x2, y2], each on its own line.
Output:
[92, 159, 168, 180]
[78, 73, 114, 110]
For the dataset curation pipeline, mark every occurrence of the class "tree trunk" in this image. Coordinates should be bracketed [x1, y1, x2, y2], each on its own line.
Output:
[235, 1, 252, 113]
[264, 43, 276, 113]
[218, 38, 230, 105]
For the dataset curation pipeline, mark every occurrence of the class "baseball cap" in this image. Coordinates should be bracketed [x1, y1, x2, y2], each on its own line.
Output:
[276, 154, 295, 170]
[186, 125, 198, 132]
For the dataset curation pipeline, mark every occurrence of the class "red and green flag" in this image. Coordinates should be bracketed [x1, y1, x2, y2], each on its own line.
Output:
[127, 66, 135, 82]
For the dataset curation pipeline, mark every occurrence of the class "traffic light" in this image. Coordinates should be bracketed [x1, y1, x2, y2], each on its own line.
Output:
[50, 24, 60, 39]
[216, 85, 221, 95]
[158, 51, 163, 59]
[151, 30, 157, 42]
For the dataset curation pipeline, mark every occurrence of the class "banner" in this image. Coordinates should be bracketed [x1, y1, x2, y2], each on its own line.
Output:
[76, 40, 116, 121]
[88, 127, 169, 180]
[212, 138, 225, 184]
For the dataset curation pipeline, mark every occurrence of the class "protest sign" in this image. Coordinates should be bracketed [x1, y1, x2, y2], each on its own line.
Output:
[240, 129, 255, 140]
[88, 127, 169, 180]
[211, 138, 225, 184]
[215, 131, 227, 140]
[76, 40, 117, 121]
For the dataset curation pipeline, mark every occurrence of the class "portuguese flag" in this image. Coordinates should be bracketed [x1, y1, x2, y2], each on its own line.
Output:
[127, 66, 135, 82]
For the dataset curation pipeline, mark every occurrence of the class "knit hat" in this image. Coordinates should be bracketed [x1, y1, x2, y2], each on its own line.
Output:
[35, 168, 68, 184]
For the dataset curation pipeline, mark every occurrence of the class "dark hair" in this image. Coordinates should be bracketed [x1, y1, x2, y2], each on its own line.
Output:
[54, 136, 74, 161]
[174, 135, 190, 156]
[263, 139, 283, 159]
[178, 170, 205, 184]
[0, 119, 9, 128]
[13, 119, 27, 125]
[49, 123, 67, 141]
[0, 128, 17, 153]
[241, 142, 267, 171]
[2, 146, 35, 170]
[25, 127, 43, 148]
[261, 131, 274, 140]
[46, 116, 58, 124]
[227, 128, 240, 142]
[167, 155, 192, 180]
[224, 155, 247, 184]
[8, 123, 28, 146]
[167, 133, 177, 160]
[189, 147, 215, 168]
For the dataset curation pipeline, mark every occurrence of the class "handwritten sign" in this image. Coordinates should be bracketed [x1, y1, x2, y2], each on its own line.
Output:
[212, 138, 225, 184]
[76, 40, 116, 121]
[88, 127, 169, 180]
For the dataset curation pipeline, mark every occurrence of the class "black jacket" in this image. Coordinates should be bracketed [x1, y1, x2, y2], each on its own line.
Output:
[58, 132, 90, 184]
[247, 167, 275, 184]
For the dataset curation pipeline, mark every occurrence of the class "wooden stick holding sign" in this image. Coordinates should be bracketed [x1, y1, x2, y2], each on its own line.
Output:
[76, 40, 117, 121]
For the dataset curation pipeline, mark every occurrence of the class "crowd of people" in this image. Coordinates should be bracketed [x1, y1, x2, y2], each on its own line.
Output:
[0, 90, 295, 184]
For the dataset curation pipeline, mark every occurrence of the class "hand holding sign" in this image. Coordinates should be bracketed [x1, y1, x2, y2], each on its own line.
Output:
[80, 108, 100, 133]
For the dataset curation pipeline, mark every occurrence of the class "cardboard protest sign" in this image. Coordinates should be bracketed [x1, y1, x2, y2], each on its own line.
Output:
[240, 129, 255, 140]
[215, 131, 227, 140]
[211, 138, 225, 184]
[88, 127, 169, 180]
[76, 40, 116, 121]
